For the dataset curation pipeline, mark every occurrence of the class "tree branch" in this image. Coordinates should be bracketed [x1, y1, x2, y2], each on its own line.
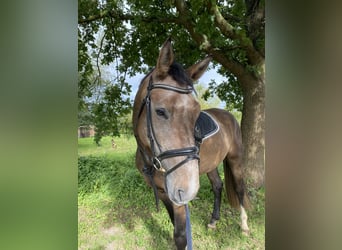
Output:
[79, 10, 110, 24]
[207, 0, 236, 39]
[79, 10, 182, 25]
[174, 0, 247, 79]
[174, 0, 209, 50]
[79, 1, 263, 80]
[207, 0, 263, 66]
[244, 0, 265, 57]
[95, 32, 106, 86]
[221, 12, 243, 24]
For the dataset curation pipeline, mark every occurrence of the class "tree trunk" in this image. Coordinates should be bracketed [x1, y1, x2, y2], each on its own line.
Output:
[240, 75, 265, 188]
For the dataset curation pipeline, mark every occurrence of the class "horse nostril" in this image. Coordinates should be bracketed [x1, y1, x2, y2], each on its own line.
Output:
[178, 189, 184, 202]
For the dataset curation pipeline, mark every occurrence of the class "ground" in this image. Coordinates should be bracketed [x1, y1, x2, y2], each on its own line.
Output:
[78, 136, 265, 249]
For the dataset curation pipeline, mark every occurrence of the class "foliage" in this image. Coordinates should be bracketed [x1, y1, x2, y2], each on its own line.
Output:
[78, 75, 133, 142]
[205, 74, 243, 112]
[117, 111, 134, 136]
[194, 82, 221, 109]
[92, 83, 132, 145]
[78, 0, 265, 111]
[78, 154, 136, 193]
[78, 102, 93, 127]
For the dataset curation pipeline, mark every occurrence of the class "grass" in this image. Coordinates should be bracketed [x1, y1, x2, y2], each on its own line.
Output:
[78, 136, 265, 249]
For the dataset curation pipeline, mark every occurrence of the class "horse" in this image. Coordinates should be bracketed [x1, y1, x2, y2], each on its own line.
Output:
[132, 38, 250, 250]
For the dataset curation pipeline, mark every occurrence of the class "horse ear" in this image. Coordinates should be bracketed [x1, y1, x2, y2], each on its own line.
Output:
[156, 38, 174, 77]
[186, 56, 212, 82]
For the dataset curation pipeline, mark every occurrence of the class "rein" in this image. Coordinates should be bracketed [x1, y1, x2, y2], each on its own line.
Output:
[185, 204, 193, 250]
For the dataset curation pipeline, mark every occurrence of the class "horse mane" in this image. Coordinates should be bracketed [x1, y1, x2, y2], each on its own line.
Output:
[139, 62, 193, 88]
[168, 62, 193, 87]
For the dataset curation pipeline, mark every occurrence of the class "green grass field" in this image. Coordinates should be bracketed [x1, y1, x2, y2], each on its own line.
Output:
[78, 136, 265, 249]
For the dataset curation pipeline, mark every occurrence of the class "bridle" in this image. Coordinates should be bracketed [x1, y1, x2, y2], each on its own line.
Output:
[137, 76, 200, 178]
[136, 74, 198, 249]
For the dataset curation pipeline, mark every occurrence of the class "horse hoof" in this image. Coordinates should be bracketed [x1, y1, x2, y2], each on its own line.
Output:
[207, 221, 217, 229]
[242, 229, 250, 236]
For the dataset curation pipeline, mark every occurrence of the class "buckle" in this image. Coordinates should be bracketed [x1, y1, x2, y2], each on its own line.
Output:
[153, 157, 166, 172]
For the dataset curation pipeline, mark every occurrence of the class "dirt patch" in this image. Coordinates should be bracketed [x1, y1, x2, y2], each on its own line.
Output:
[102, 225, 122, 236]
[102, 223, 132, 250]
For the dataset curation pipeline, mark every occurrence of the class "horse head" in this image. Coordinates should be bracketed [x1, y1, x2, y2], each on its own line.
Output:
[133, 38, 211, 206]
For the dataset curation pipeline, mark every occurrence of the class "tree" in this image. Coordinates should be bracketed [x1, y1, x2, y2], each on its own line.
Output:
[78, 0, 265, 187]
[92, 82, 132, 145]
[195, 82, 221, 110]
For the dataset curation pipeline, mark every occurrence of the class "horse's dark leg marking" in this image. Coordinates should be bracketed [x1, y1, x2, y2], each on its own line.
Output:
[173, 205, 187, 250]
[207, 168, 223, 229]
[159, 191, 188, 249]
[159, 191, 175, 224]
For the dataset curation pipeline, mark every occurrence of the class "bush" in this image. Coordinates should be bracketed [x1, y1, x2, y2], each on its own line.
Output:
[78, 155, 135, 194]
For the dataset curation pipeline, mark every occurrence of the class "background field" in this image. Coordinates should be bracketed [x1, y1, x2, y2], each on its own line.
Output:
[78, 136, 265, 249]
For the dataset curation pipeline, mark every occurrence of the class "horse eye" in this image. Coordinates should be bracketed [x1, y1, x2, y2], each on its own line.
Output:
[155, 108, 168, 119]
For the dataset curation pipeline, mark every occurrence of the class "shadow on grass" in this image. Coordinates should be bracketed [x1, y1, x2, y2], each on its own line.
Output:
[79, 155, 175, 249]
[78, 155, 264, 249]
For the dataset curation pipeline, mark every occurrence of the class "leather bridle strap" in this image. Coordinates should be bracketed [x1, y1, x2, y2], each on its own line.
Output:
[149, 83, 194, 94]
[157, 146, 199, 176]
[136, 76, 199, 211]
[164, 153, 199, 177]
[143, 76, 199, 174]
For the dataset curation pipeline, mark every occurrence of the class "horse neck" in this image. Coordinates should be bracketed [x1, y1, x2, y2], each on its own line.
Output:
[132, 80, 149, 131]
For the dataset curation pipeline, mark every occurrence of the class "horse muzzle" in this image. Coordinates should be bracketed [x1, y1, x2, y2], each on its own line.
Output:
[165, 159, 200, 206]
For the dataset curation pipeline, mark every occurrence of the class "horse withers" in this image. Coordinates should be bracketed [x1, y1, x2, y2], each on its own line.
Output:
[133, 38, 250, 249]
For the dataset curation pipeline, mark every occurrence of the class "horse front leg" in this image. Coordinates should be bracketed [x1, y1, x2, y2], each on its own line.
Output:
[159, 190, 187, 249]
[207, 168, 223, 229]
[173, 205, 187, 250]
[159, 190, 175, 224]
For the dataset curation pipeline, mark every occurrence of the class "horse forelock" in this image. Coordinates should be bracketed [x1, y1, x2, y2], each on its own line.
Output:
[139, 62, 193, 88]
[167, 62, 193, 87]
